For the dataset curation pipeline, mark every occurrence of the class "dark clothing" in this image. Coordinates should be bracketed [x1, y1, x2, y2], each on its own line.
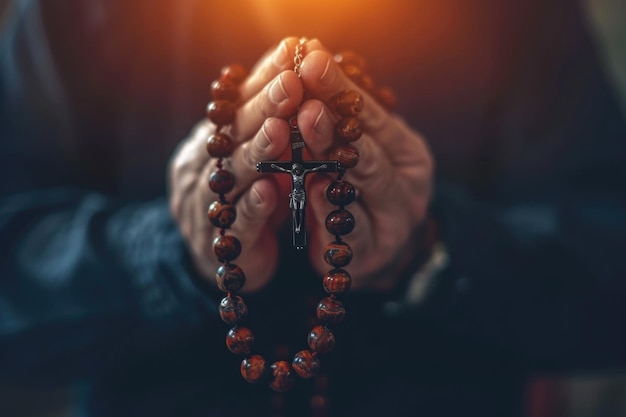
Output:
[1, 0, 625, 416]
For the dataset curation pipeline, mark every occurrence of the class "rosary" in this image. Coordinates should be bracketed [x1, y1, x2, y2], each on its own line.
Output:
[204, 38, 394, 392]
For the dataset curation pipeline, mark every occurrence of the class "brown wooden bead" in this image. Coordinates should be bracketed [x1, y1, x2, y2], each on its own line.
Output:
[376, 86, 397, 111]
[308, 325, 335, 354]
[292, 350, 320, 379]
[219, 295, 247, 324]
[208, 201, 236, 229]
[213, 235, 241, 261]
[269, 361, 295, 392]
[333, 90, 364, 117]
[334, 50, 367, 70]
[360, 73, 376, 92]
[241, 354, 267, 383]
[206, 132, 234, 158]
[220, 64, 248, 85]
[322, 268, 352, 295]
[325, 209, 355, 235]
[226, 326, 255, 355]
[326, 180, 356, 206]
[317, 297, 346, 324]
[329, 143, 360, 169]
[335, 117, 363, 142]
[340, 64, 366, 88]
[209, 169, 235, 194]
[324, 241, 353, 267]
[211, 79, 239, 102]
[216, 263, 246, 292]
[206, 100, 236, 126]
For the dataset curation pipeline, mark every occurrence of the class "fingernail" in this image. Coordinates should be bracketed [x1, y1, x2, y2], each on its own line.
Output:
[312, 107, 326, 134]
[319, 57, 335, 87]
[269, 76, 288, 104]
[251, 187, 263, 206]
[258, 124, 272, 149]
[272, 41, 290, 67]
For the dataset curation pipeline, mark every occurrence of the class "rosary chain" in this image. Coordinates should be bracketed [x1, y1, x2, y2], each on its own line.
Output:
[293, 37, 308, 76]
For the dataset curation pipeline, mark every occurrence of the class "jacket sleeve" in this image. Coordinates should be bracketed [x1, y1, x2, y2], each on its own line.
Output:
[0, 1, 219, 381]
[0, 190, 218, 381]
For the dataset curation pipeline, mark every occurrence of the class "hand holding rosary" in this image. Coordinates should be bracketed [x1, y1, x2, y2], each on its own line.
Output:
[185, 36, 432, 392]
[205, 38, 378, 391]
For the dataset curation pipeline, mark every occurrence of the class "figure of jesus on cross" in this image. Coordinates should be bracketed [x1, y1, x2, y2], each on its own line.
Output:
[270, 162, 329, 235]
[257, 116, 341, 249]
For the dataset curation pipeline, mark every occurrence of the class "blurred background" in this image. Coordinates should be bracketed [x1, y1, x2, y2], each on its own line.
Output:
[0, 0, 624, 416]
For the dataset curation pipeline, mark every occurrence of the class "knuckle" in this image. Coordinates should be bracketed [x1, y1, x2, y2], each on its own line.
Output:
[253, 91, 269, 122]
[169, 194, 183, 220]
[236, 193, 257, 224]
[240, 141, 257, 170]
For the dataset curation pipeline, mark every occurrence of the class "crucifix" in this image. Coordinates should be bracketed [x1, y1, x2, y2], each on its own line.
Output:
[257, 116, 341, 249]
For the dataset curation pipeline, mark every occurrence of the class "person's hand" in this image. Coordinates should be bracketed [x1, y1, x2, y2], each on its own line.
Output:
[169, 37, 433, 294]
[169, 38, 309, 292]
[292, 39, 434, 291]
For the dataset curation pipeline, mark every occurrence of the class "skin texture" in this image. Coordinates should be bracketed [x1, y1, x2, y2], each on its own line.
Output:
[169, 37, 433, 293]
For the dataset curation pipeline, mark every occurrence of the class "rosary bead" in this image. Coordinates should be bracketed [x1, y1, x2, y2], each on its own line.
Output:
[208, 201, 237, 229]
[329, 143, 360, 169]
[209, 169, 235, 194]
[376, 86, 397, 111]
[241, 354, 267, 384]
[292, 350, 321, 379]
[334, 51, 367, 70]
[226, 326, 255, 354]
[360, 73, 376, 92]
[324, 241, 353, 267]
[216, 263, 246, 292]
[317, 297, 346, 324]
[323, 268, 352, 295]
[207, 100, 236, 126]
[206, 132, 235, 158]
[220, 64, 248, 85]
[308, 325, 336, 354]
[213, 235, 242, 262]
[269, 361, 295, 392]
[219, 295, 248, 324]
[325, 209, 355, 236]
[211, 79, 239, 102]
[340, 65, 367, 89]
[326, 180, 356, 206]
[335, 117, 363, 142]
[333, 90, 364, 117]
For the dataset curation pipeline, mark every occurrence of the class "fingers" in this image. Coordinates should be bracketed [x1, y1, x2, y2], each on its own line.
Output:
[239, 37, 303, 102]
[294, 99, 402, 210]
[297, 45, 433, 203]
[292, 99, 336, 159]
[230, 69, 303, 142]
[184, 62, 302, 196]
[168, 120, 213, 219]
[206, 36, 309, 151]
[227, 178, 281, 292]
[226, 117, 291, 199]
[299, 48, 410, 156]
[171, 122, 288, 290]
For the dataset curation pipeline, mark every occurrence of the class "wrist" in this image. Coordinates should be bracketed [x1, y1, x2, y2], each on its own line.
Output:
[355, 217, 439, 293]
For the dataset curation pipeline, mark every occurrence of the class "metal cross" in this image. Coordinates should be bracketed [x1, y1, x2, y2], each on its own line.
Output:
[257, 116, 341, 249]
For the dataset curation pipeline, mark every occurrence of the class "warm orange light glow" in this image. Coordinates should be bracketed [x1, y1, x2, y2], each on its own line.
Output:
[240, 0, 446, 52]
[192, 0, 475, 71]
[246, 0, 392, 42]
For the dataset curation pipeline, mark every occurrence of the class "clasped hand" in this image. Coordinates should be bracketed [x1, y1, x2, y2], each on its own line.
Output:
[169, 38, 433, 293]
